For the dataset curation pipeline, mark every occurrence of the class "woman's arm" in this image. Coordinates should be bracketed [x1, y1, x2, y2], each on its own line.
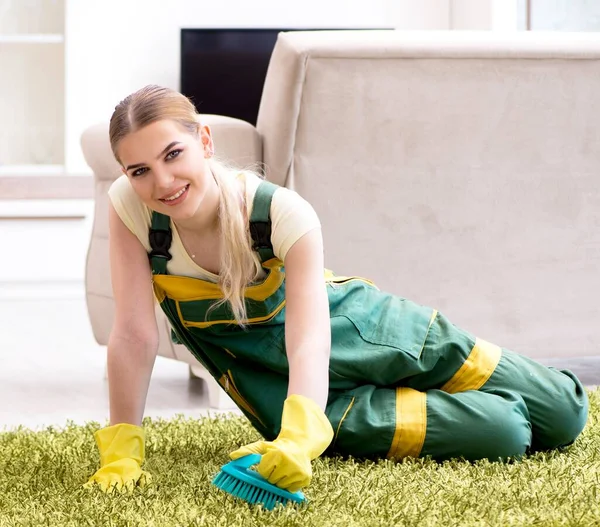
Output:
[107, 201, 159, 425]
[84, 203, 160, 491]
[228, 226, 333, 492]
[283, 227, 331, 410]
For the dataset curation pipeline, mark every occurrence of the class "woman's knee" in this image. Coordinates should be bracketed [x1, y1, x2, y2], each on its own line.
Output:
[480, 390, 532, 460]
[535, 368, 589, 450]
[423, 389, 532, 461]
[482, 351, 589, 451]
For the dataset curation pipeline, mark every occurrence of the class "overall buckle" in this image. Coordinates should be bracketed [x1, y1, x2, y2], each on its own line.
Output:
[148, 228, 173, 261]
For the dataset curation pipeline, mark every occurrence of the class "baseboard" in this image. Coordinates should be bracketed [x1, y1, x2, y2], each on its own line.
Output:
[0, 199, 94, 219]
[0, 176, 94, 200]
[0, 281, 85, 300]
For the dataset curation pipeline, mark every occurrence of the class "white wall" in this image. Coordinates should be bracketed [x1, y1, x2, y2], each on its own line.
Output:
[451, 0, 519, 31]
[387, 0, 451, 30]
[65, 0, 525, 175]
[65, 0, 390, 174]
[0, 200, 93, 289]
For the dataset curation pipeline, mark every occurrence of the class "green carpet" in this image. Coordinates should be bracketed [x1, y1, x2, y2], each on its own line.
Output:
[1, 390, 599, 527]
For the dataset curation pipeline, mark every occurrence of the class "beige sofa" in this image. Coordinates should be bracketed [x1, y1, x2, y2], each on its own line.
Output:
[82, 30, 600, 408]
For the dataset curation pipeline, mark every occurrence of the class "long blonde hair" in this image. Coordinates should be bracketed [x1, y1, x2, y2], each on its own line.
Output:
[109, 84, 264, 324]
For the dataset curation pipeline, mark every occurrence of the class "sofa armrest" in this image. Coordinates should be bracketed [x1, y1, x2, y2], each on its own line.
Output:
[202, 114, 263, 168]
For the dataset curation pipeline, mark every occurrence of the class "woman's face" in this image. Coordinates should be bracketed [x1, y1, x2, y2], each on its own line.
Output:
[117, 119, 215, 220]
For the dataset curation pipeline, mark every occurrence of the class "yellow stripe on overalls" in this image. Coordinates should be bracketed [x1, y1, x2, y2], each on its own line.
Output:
[441, 337, 502, 394]
[387, 388, 427, 459]
[152, 258, 284, 302]
[385, 310, 437, 459]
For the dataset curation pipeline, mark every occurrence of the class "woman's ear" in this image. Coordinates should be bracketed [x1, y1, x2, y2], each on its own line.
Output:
[200, 124, 214, 158]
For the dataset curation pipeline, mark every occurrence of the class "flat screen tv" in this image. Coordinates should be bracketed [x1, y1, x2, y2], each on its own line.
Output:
[180, 28, 387, 126]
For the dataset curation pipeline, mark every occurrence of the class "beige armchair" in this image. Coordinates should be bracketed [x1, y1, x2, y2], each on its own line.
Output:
[82, 30, 600, 405]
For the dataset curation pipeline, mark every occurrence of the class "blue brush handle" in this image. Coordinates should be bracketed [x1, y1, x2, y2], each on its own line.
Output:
[230, 453, 262, 470]
[223, 453, 305, 502]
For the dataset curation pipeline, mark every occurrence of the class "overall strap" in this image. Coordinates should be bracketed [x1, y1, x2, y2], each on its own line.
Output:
[148, 212, 172, 275]
[249, 179, 278, 263]
[148, 179, 278, 273]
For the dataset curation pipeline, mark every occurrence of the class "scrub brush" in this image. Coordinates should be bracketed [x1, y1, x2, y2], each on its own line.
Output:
[212, 453, 306, 510]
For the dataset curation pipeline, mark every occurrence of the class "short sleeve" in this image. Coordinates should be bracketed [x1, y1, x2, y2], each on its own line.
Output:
[269, 186, 321, 261]
[107, 175, 153, 251]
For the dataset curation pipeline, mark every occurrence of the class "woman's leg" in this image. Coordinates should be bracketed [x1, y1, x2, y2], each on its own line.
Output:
[326, 308, 587, 461]
[479, 349, 588, 451]
[420, 388, 532, 461]
[326, 384, 532, 461]
[406, 311, 589, 452]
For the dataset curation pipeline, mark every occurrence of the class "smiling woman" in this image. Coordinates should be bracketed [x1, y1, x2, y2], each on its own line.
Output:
[84, 84, 589, 499]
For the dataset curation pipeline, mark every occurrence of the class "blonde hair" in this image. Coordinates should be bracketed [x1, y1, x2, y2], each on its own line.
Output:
[109, 84, 264, 324]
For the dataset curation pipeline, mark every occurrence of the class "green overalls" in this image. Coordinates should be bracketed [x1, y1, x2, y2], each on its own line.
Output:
[148, 180, 588, 462]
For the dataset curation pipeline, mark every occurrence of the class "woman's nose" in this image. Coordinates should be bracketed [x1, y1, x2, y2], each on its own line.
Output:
[154, 167, 175, 188]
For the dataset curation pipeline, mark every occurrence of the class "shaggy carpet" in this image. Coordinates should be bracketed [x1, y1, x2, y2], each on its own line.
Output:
[0, 390, 599, 526]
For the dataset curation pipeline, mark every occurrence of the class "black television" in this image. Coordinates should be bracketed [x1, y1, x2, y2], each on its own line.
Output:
[180, 28, 387, 126]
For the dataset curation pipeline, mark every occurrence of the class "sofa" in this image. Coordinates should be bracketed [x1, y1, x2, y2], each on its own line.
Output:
[82, 30, 600, 408]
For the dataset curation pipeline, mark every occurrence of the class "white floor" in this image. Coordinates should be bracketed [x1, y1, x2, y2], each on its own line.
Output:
[0, 284, 240, 431]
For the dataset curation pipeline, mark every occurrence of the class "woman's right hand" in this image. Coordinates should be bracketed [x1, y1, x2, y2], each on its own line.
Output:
[84, 423, 151, 493]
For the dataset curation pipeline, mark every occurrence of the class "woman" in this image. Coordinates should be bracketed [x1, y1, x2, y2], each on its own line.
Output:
[85, 85, 588, 494]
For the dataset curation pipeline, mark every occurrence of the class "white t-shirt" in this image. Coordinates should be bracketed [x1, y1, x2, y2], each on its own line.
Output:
[108, 171, 321, 282]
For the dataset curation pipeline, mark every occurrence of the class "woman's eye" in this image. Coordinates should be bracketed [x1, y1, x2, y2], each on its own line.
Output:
[166, 149, 182, 160]
[130, 149, 181, 177]
[132, 167, 148, 177]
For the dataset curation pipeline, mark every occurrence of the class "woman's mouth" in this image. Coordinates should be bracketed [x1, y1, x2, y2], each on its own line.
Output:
[159, 184, 190, 206]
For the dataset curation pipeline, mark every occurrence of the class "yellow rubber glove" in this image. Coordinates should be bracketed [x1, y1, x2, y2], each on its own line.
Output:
[84, 423, 151, 493]
[229, 394, 333, 492]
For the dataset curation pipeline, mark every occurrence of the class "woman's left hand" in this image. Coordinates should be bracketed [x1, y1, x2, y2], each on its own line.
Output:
[229, 394, 333, 492]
